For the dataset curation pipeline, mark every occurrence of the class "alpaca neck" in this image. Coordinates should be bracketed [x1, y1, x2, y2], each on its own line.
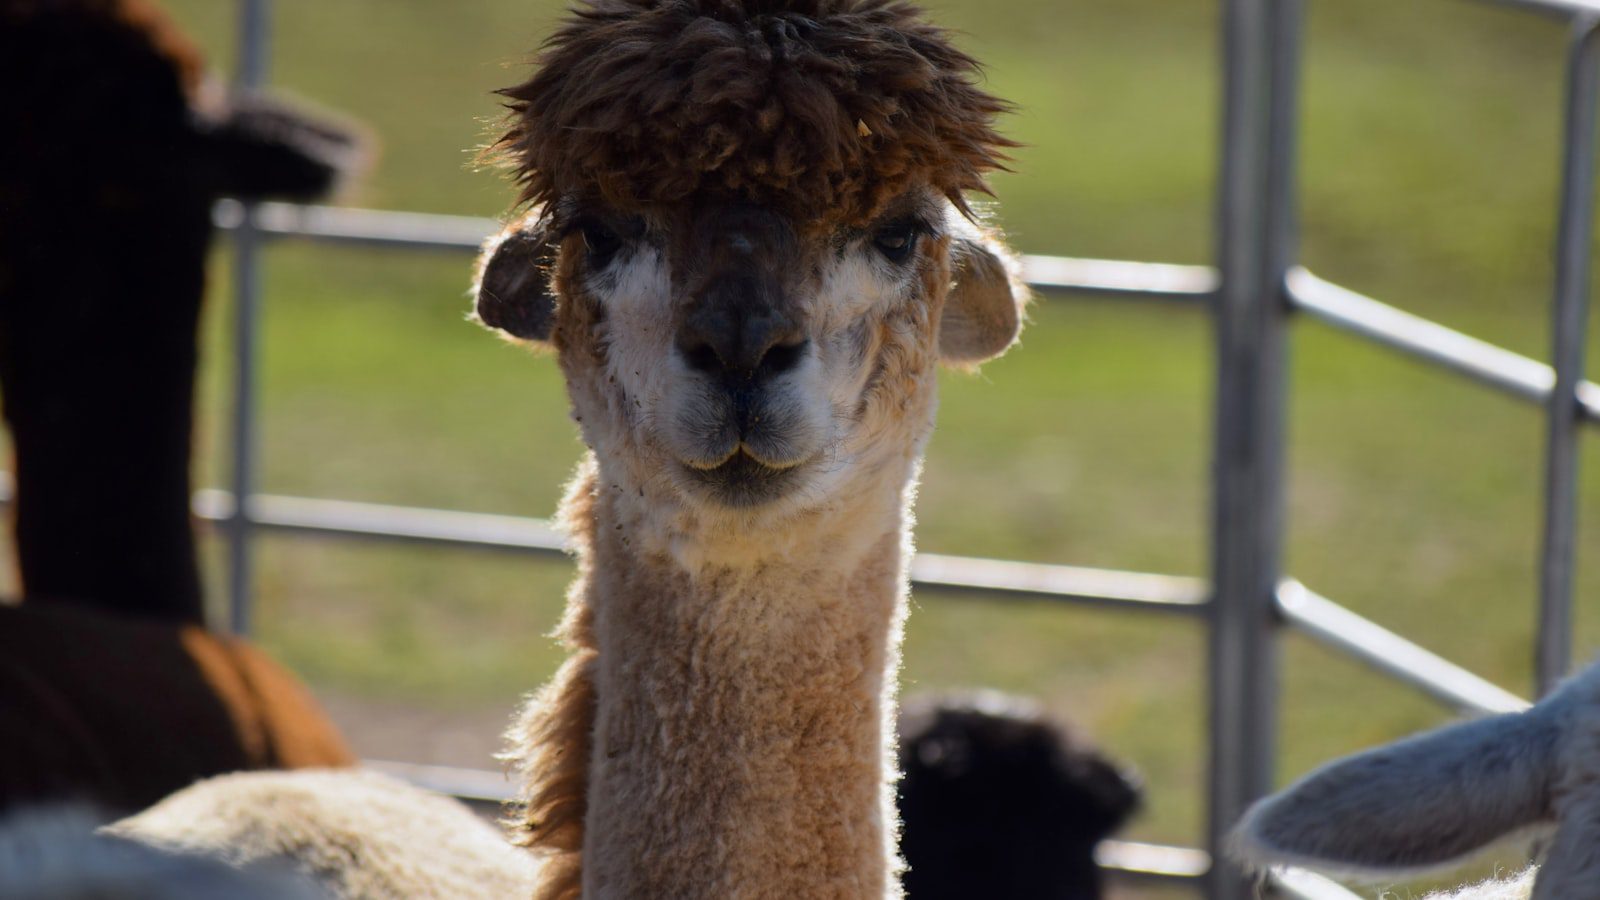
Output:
[574, 459, 911, 899]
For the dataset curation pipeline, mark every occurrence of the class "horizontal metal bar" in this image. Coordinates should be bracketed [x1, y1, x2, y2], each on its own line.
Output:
[1095, 840, 1209, 882]
[0, 487, 1534, 717]
[1464, 0, 1600, 20]
[1287, 268, 1600, 424]
[1018, 254, 1217, 300]
[213, 200, 494, 251]
[0, 475, 1532, 718]
[910, 553, 1208, 612]
[189, 489, 1208, 613]
[1268, 867, 1367, 900]
[1277, 579, 1530, 715]
[366, 758, 518, 805]
[191, 489, 569, 556]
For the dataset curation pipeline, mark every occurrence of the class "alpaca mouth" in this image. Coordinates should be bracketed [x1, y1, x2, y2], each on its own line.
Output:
[682, 450, 806, 508]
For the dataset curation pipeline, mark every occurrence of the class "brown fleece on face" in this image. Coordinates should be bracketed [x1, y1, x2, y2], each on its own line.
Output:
[492, 0, 1014, 226]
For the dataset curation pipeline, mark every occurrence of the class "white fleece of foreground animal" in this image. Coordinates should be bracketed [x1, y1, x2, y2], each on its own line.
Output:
[1231, 661, 1600, 900]
[108, 769, 534, 899]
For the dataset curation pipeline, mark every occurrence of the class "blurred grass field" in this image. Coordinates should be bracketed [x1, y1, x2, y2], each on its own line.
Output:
[153, 0, 1600, 890]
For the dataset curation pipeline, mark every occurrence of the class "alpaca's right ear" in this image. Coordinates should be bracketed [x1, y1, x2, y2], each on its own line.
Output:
[474, 215, 558, 342]
[1230, 710, 1557, 881]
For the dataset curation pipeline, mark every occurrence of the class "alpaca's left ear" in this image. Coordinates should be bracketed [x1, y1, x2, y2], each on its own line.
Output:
[474, 214, 558, 342]
[940, 228, 1027, 365]
[1230, 709, 1557, 881]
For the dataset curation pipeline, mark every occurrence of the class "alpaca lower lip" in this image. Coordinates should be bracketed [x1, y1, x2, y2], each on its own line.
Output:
[682, 451, 805, 507]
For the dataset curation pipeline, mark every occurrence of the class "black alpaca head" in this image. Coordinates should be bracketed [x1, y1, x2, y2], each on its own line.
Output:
[897, 693, 1143, 900]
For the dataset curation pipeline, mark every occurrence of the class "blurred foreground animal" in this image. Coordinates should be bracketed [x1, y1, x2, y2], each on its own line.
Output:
[108, 770, 533, 899]
[0, 0, 362, 624]
[0, 603, 354, 813]
[898, 693, 1142, 900]
[0, 805, 326, 899]
[1232, 660, 1600, 899]
[111, 0, 1029, 897]
[0, 0, 360, 819]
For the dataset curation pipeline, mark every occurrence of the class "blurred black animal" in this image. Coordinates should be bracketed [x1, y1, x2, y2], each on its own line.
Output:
[898, 692, 1142, 900]
[0, 0, 361, 624]
[0, 0, 361, 818]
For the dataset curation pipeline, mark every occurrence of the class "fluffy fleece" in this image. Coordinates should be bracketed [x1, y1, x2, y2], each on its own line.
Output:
[492, 0, 1014, 227]
[109, 769, 535, 899]
[484, 4, 1022, 897]
[489, 200, 1025, 899]
[1418, 870, 1537, 900]
[1232, 660, 1600, 900]
[110, 3, 1023, 897]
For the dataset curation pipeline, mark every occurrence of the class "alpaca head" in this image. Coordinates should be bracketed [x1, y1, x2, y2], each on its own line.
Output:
[475, 0, 1025, 548]
[1230, 660, 1600, 899]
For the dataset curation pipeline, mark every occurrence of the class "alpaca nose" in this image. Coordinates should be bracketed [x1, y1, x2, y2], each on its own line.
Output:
[676, 287, 807, 385]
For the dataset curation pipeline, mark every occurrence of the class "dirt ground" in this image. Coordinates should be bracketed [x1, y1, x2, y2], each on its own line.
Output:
[316, 690, 518, 772]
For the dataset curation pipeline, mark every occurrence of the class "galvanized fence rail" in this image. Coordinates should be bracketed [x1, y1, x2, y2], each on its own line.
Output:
[198, 0, 1600, 895]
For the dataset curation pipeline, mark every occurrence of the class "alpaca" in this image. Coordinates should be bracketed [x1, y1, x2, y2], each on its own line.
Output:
[113, 2, 1025, 897]
[0, 602, 354, 814]
[0, 805, 327, 899]
[896, 692, 1142, 900]
[0, 0, 361, 624]
[1230, 660, 1600, 900]
[0, 0, 362, 816]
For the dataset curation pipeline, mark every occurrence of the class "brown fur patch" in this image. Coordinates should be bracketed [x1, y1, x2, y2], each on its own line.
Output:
[491, 0, 1014, 227]
[504, 464, 602, 900]
[507, 651, 596, 900]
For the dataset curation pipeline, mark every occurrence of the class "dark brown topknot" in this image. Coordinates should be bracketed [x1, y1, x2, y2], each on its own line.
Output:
[492, 0, 1014, 226]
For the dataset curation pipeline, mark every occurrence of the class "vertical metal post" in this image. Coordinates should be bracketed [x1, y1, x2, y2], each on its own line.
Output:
[1536, 16, 1600, 697]
[226, 0, 271, 635]
[1207, 0, 1302, 895]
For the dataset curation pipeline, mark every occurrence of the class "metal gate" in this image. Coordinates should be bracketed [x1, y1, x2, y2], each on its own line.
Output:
[201, 0, 1598, 895]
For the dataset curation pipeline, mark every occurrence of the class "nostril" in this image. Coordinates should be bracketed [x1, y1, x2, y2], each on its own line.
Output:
[756, 339, 808, 381]
[682, 341, 723, 375]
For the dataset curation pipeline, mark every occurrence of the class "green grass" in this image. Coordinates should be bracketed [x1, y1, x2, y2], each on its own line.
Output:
[156, 0, 1600, 890]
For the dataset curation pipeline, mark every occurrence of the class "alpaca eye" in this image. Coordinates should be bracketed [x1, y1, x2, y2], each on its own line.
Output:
[579, 221, 623, 268]
[871, 223, 920, 264]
